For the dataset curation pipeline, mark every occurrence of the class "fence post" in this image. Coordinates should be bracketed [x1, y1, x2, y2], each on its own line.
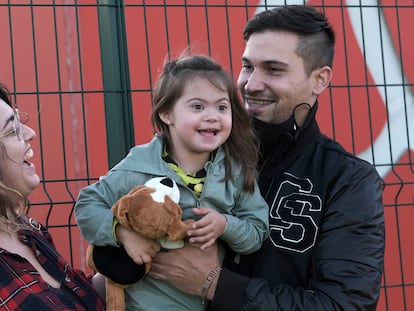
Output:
[98, 0, 134, 168]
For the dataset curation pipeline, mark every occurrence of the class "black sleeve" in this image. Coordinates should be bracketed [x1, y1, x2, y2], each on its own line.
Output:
[209, 268, 249, 311]
[92, 245, 146, 285]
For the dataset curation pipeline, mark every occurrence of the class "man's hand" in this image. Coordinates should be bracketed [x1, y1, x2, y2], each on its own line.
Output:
[149, 242, 221, 299]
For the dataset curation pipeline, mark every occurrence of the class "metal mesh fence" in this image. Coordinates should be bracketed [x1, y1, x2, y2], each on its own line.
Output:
[0, 1, 413, 310]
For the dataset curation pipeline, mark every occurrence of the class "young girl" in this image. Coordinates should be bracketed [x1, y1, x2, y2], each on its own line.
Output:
[75, 55, 268, 310]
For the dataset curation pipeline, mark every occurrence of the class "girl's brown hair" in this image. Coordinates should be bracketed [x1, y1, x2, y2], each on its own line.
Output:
[151, 55, 259, 192]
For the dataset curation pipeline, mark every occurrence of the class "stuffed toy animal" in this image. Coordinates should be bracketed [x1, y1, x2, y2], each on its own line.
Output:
[87, 177, 194, 311]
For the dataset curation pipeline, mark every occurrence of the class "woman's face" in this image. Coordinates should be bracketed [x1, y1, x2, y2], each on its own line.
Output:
[0, 99, 39, 197]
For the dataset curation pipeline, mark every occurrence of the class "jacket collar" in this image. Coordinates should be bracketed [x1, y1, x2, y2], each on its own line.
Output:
[254, 101, 322, 173]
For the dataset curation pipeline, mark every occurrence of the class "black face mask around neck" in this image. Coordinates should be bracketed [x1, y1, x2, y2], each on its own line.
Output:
[253, 112, 296, 164]
[254, 110, 295, 141]
[253, 102, 313, 161]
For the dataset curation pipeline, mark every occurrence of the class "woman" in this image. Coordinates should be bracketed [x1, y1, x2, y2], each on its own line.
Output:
[0, 83, 105, 310]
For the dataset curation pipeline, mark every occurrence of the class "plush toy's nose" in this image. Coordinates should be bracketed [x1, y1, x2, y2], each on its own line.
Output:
[160, 177, 174, 188]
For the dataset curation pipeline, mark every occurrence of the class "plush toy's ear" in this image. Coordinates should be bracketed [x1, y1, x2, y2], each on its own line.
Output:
[112, 185, 147, 229]
[112, 185, 158, 229]
[112, 196, 133, 230]
[162, 196, 193, 242]
[163, 195, 183, 218]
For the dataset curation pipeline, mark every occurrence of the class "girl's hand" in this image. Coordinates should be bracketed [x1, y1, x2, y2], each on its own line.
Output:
[116, 224, 161, 265]
[187, 207, 227, 250]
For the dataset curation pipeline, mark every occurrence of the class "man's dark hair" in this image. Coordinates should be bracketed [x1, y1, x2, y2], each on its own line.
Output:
[243, 5, 336, 75]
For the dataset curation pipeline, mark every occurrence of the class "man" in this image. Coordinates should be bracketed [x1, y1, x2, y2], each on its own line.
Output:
[149, 5, 385, 310]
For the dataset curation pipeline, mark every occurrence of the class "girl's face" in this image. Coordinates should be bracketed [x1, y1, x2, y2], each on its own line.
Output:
[159, 76, 232, 161]
[0, 100, 39, 197]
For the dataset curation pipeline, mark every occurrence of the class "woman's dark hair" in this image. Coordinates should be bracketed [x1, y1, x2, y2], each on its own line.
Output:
[243, 5, 336, 75]
[0, 83, 26, 234]
[0, 83, 12, 108]
[151, 55, 259, 192]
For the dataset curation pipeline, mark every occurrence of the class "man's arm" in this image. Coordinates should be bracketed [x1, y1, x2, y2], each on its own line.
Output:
[149, 243, 223, 299]
[150, 166, 385, 311]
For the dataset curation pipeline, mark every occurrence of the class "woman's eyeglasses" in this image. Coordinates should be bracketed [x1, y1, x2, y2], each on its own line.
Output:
[0, 110, 30, 141]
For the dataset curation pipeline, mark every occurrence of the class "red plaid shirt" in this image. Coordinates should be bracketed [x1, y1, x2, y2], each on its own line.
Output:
[0, 217, 105, 311]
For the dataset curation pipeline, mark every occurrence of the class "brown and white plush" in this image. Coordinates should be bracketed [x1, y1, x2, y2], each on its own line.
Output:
[87, 177, 194, 311]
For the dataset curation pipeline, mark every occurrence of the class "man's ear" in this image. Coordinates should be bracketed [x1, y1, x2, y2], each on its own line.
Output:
[312, 65, 332, 96]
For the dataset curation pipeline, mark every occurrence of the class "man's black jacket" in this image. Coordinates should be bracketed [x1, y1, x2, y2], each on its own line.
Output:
[210, 103, 385, 311]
